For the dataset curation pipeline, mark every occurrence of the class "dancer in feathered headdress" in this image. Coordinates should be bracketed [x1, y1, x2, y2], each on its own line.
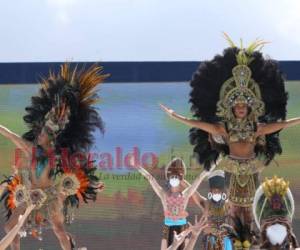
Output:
[253, 176, 298, 249]
[160, 34, 300, 248]
[0, 64, 107, 250]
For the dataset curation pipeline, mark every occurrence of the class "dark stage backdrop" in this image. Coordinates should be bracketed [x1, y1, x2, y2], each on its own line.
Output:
[0, 82, 300, 249]
[0, 61, 300, 83]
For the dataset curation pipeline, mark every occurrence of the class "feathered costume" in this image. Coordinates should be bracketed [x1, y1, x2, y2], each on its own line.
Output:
[189, 35, 288, 247]
[0, 64, 107, 241]
[189, 37, 287, 170]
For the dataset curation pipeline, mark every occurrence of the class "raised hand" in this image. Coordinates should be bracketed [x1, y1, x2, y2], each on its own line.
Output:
[159, 103, 175, 117]
[128, 154, 141, 170]
[127, 154, 164, 200]
[168, 229, 191, 250]
[188, 215, 208, 236]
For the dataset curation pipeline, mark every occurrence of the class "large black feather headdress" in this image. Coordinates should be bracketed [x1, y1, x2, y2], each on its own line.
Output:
[22, 64, 109, 153]
[189, 35, 288, 170]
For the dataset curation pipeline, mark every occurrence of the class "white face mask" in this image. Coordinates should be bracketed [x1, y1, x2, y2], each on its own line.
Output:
[266, 224, 288, 246]
[212, 193, 222, 202]
[169, 177, 180, 187]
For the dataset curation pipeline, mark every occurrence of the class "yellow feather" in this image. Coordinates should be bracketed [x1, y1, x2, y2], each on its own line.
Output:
[40, 63, 109, 107]
[222, 32, 236, 48]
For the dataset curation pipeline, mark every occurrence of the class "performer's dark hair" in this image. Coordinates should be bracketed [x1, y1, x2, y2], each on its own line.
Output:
[189, 47, 288, 170]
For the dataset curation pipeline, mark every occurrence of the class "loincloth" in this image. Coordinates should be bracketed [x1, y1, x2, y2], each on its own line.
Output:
[219, 157, 263, 207]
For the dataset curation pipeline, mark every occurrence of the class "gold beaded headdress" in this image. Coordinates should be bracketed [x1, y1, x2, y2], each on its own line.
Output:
[216, 33, 267, 121]
[253, 176, 294, 229]
[262, 175, 289, 199]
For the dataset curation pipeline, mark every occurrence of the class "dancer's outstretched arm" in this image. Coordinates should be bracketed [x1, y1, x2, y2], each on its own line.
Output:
[257, 117, 300, 135]
[181, 180, 206, 212]
[130, 158, 164, 200]
[0, 125, 31, 157]
[0, 204, 35, 249]
[183, 166, 215, 200]
[160, 104, 225, 136]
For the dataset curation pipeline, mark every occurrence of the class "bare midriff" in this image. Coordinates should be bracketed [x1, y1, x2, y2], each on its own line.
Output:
[228, 142, 256, 159]
[31, 164, 53, 189]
